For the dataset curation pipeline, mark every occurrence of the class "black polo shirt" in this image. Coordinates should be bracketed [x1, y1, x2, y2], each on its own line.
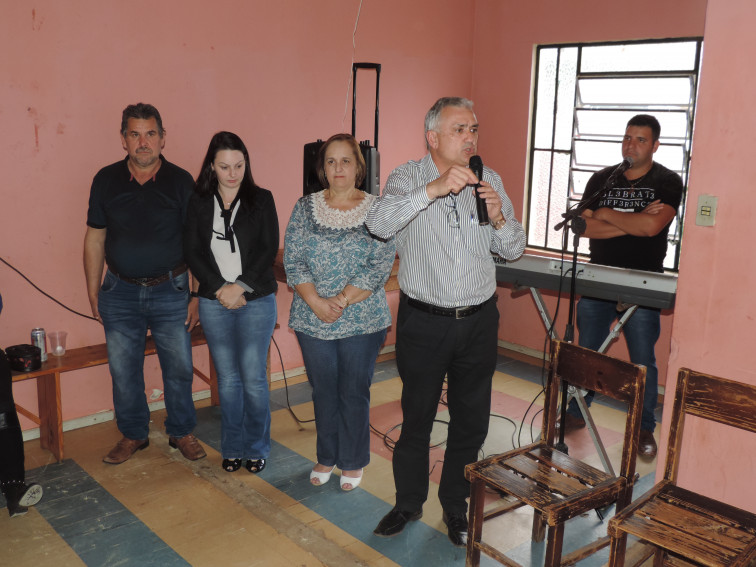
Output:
[86, 156, 194, 278]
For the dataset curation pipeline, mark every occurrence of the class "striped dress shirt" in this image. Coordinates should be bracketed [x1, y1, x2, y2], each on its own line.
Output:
[366, 154, 525, 308]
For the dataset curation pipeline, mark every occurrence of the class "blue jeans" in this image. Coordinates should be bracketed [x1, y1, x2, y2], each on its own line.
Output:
[569, 296, 660, 432]
[98, 270, 196, 440]
[199, 294, 276, 460]
[295, 329, 387, 471]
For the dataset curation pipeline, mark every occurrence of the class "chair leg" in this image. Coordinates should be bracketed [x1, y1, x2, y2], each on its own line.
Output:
[532, 509, 547, 542]
[466, 479, 485, 567]
[543, 523, 565, 567]
[608, 533, 627, 567]
[653, 548, 665, 567]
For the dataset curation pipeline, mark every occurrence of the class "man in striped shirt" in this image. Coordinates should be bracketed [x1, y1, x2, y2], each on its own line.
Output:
[367, 97, 525, 546]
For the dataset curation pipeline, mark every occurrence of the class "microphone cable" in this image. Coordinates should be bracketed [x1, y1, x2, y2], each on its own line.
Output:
[269, 334, 314, 426]
[0, 256, 97, 321]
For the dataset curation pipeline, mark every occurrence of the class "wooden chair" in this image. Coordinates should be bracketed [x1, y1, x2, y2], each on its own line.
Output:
[607, 368, 756, 567]
[465, 340, 646, 567]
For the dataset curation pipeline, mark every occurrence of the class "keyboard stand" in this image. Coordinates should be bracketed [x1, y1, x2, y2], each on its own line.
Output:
[523, 285, 639, 476]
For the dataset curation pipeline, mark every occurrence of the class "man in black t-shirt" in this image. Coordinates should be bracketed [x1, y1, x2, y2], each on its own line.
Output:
[562, 114, 683, 459]
[83, 103, 205, 465]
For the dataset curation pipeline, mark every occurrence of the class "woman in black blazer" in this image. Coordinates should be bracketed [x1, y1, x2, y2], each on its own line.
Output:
[184, 132, 279, 474]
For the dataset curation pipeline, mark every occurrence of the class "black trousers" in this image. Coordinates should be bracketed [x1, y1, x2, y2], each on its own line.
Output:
[0, 350, 25, 487]
[392, 294, 499, 516]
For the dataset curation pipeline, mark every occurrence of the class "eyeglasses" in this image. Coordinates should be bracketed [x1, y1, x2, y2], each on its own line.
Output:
[445, 194, 460, 228]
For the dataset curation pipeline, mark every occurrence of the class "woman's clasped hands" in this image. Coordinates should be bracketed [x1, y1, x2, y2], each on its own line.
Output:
[216, 282, 247, 310]
[309, 294, 348, 324]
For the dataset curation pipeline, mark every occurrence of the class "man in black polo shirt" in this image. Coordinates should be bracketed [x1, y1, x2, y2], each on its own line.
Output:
[83, 103, 206, 464]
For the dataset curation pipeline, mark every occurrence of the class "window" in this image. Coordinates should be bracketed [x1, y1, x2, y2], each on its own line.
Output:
[526, 38, 702, 270]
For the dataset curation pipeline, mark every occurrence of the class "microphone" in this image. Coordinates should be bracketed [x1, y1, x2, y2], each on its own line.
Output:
[607, 156, 634, 184]
[469, 155, 489, 226]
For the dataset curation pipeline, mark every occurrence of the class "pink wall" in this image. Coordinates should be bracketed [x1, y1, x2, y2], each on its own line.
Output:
[6, 3, 754, 515]
[472, 0, 707, 385]
[0, 0, 474, 427]
[663, 0, 756, 512]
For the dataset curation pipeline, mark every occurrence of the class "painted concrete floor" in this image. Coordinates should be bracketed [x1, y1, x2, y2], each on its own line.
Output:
[3, 351, 660, 566]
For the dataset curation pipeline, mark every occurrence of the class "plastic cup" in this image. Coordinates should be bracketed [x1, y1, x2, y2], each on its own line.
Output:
[49, 331, 67, 356]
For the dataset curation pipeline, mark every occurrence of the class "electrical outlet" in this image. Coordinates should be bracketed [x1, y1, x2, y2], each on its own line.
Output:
[695, 194, 718, 227]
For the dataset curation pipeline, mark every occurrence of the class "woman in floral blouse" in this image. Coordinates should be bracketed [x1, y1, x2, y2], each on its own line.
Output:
[284, 133, 395, 491]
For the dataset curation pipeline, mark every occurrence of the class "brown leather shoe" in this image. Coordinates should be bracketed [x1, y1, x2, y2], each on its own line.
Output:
[168, 434, 207, 461]
[638, 429, 658, 458]
[555, 413, 586, 434]
[103, 437, 149, 464]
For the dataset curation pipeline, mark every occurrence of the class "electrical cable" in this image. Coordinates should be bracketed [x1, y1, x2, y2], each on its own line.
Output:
[513, 251, 575, 448]
[0, 256, 97, 321]
[513, 249, 581, 448]
[1, 250, 315, 430]
[341, 0, 364, 132]
[269, 335, 314, 425]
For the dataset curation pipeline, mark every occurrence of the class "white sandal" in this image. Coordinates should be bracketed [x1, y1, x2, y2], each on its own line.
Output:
[339, 469, 363, 491]
[310, 465, 335, 486]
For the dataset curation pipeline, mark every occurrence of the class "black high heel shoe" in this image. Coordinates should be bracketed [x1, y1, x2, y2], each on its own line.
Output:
[222, 458, 242, 472]
[246, 458, 266, 474]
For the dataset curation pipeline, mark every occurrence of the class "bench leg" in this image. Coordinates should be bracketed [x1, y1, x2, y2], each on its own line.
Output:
[208, 352, 219, 406]
[191, 352, 220, 407]
[36, 371, 63, 462]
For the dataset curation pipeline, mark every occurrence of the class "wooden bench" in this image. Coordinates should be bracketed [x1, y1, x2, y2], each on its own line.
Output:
[10, 326, 217, 462]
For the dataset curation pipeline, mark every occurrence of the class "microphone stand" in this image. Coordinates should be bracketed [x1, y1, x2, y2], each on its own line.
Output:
[552, 172, 617, 454]
[551, 171, 623, 521]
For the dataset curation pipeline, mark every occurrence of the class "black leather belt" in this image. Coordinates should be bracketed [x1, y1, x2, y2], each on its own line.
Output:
[405, 294, 496, 319]
[109, 264, 188, 287]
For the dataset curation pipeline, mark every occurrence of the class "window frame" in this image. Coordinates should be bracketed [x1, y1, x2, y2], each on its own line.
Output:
[525, 37, 703, 271]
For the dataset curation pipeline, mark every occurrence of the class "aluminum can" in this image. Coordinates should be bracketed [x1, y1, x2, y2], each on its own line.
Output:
[31, 327, 47, 362]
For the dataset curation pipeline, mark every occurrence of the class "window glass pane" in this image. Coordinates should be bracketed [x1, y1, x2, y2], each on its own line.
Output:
[579, 77, 693, 106]
[655, 144, 686, 173]
[664, 214, 680, 269]
[527, 150, 554, 246]
[533, 49, 558, 149]
[577, 237, 590, 256]
[572, 169, 595, 199]
[576, 110, 691, 142]
[545, 153, 570, 249]
[554, 48, 578, 151]
[574, 139, 621, 169]
[656, 112, 690, 139]
[576, 110, 630, 139]
[580, 41, 698, 72]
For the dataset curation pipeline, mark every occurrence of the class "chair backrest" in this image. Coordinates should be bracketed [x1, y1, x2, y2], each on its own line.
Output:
[544, 340, 647, 478]
[664, 368, 756, 482]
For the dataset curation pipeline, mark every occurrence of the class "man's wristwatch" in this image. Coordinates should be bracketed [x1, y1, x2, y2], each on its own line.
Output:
[492, 217, 506, 230]
[190, 291, 199, 298]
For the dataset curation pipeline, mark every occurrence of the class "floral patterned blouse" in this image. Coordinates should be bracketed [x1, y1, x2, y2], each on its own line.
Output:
[284, 191, 395, 340]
